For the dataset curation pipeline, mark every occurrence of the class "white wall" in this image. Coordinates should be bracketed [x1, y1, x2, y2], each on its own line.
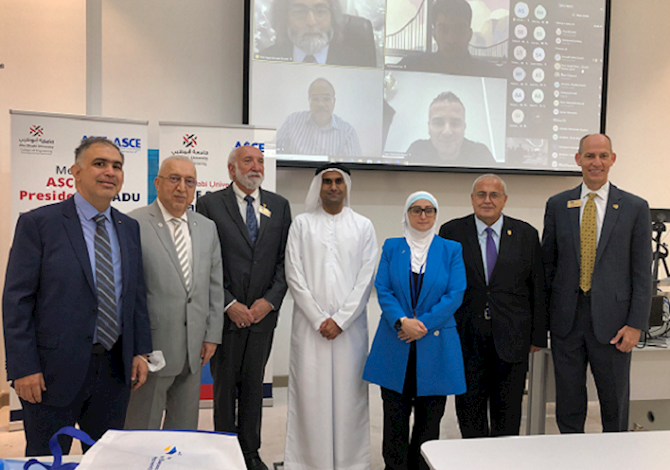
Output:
[2, 0, 670, 384]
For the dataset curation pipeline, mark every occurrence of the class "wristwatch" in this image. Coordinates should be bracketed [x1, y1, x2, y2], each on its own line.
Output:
[395, 317, 405, 330]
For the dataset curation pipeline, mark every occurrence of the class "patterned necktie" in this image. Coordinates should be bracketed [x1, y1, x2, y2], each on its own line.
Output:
[245, 195, 258, 244]
[303, 55, 317, 63]
[580, 193, 598, 292]
[93, 213, 118, 350]
[171, 218, 191, 291]
[485, 227, 497, 284]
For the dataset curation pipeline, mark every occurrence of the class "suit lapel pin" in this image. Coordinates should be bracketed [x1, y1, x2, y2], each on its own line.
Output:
[613, 204, 619, 209]
[158, 222, 163, 228]
[402, 250, 406, 254]
[507, 229, 512, 236]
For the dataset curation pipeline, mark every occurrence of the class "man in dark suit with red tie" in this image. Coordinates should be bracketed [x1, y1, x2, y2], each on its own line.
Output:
[196, 145, 291, 470]
[542, 134, 651, 432]
[3, 137, 152, 456]
[440, 173, 547, 437]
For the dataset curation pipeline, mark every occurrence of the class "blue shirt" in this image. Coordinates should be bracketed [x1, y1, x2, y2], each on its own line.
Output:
[277, 110, 362, 157]
[74, 192, 123, 339]
[475, 214, 503, 284]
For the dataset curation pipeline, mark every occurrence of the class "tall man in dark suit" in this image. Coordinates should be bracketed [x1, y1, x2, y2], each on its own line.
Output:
[542, 134, 652, 433]
[440, 174, 547, 437]
[3, 137, 152, 456]
[196, 145, 291, 470]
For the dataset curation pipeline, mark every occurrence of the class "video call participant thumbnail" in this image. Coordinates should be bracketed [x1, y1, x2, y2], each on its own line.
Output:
[258, 0, 376, 67]
[407, 91, 495, 167]
[396, 0, 503, 78]
[277, 77, 362, 157]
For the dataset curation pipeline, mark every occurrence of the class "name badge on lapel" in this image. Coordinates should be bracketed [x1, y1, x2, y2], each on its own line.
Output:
[567, 199, 582, 209]
[260, 205, 272, 218]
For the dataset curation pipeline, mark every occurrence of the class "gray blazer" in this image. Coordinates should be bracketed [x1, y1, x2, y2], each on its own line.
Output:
[130, 201, 224, 377]
[542, 184, 652, 344]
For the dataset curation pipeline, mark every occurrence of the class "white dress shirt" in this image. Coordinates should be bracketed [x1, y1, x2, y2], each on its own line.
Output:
[156, 198, 193, 269]
[232, 182, 261, 228]
[579, 181, 610, 243]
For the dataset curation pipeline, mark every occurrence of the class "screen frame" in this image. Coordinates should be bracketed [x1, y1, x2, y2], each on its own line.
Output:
[244, 0, 612, 177]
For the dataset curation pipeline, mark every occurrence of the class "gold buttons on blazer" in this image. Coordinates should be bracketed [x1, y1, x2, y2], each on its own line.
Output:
[434, 331, 440, 336]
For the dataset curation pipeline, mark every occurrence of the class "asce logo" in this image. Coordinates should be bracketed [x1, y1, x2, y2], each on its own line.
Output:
[82, 136, 141, 149]
[183, 134, 197, 148]
[30, 125, 44, 137]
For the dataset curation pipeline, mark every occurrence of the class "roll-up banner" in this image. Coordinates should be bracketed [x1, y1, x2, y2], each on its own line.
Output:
[159, 122, 277, 406]
[8, 110, 149, 430]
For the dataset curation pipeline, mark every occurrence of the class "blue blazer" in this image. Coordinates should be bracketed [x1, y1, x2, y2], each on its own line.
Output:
[363, 236, 467, 396]
[2, 197, 153, 407]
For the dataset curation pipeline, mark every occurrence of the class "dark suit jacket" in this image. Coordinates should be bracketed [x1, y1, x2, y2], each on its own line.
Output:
[196, 185, 291, 333]
[542, 184, 652, 344]
[2, 196, 153, 407]
[440, 214, 547, 363]
[257, 15, 376, 67]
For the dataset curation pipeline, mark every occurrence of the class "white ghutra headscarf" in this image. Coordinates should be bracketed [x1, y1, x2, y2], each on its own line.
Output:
[402, 191, 439, 273]
[304, 164, 352, 213]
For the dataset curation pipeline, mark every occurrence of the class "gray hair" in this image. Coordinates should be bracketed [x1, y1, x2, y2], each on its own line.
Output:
[271, 0, 344, 44]
[74, 136, 123, 164]
[471, 173, 507, 195]
[158, 155, 196, 175]
[577, 133, 613, 155]
[227, 147, 241, 180]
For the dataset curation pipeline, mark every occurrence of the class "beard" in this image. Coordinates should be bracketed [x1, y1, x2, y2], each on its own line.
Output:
[235, 165, 264, 191]
[288, 28, 333, 56]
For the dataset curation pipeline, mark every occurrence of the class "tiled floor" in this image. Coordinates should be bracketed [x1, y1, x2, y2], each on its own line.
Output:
[0, 385, 603, 468]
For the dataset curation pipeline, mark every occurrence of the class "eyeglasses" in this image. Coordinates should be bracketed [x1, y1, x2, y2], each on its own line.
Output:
[309, 94, 334, 104]
[289, 5, 331, 20]
[473, 191, 504, 201]
[408, 206, 437, 216]
[158, 175, 197, 188]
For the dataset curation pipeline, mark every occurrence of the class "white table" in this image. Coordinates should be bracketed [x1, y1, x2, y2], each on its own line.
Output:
[422, 431, 670, 470]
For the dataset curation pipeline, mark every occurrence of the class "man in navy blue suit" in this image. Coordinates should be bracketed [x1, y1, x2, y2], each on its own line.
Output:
[3, 137, 153, 456]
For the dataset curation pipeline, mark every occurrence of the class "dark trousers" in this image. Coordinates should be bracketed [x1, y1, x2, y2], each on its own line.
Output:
[455, 315, 527, 438]
[210, 328, 274, 456]
[552, 292, 632, 433]
[381, 343, 446, 470]
[21, 339, 129, 457]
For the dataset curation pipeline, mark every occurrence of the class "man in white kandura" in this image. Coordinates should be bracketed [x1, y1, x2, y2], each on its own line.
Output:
[284, 162, 378, 470]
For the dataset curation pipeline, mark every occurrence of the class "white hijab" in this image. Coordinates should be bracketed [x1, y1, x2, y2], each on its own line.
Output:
[402, 191, 439, 273]
[304, 168, 352, 213]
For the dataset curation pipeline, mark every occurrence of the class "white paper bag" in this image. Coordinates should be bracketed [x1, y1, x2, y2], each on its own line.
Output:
[77, 429, 246, 470]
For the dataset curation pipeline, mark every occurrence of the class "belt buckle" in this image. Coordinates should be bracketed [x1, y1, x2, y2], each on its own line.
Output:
[484, 307, 491, 320]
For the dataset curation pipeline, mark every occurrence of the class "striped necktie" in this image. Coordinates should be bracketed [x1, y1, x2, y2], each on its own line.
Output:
[93, 213, 118, 350]
[171, 218, 191, 291]
[580, 193, 597, 292]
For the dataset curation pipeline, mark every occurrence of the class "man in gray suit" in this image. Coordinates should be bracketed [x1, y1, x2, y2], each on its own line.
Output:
[196, 145, 291, 470]
[125, 156, 224, 430]
[542, 133, 651, 433]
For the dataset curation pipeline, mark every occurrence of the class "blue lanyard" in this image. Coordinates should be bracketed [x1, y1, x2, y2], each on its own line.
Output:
[409, 262, 425, 318]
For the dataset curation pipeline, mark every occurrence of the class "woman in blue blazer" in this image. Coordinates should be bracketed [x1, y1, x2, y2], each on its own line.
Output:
[363, 191, 466, 470]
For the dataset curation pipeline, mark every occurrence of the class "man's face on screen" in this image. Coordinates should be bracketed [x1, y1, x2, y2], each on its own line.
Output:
[288, 0, 333, 55]
[428, 100, 466, 160]
[433, 13, 472, 56]
[308, 79, 336, 127]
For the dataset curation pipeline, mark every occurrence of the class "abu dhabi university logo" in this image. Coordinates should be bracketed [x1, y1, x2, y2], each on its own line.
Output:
[29, 125, 44, 137]
[146, 445, 182, 470]
[183, 134, 197, 148]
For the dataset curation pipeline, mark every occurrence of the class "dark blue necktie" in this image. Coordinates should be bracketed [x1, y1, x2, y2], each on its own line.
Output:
[245, 195, 258, 244]
[485, 227, 497, 284]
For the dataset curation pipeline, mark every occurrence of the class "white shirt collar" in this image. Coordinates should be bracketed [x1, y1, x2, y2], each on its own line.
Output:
[293, 44, 330, 64]
[156, 198, 188, 224]
[475, 213, 504, 235]
[580, 181, 610, 201]
[232, 181, 260, 203]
